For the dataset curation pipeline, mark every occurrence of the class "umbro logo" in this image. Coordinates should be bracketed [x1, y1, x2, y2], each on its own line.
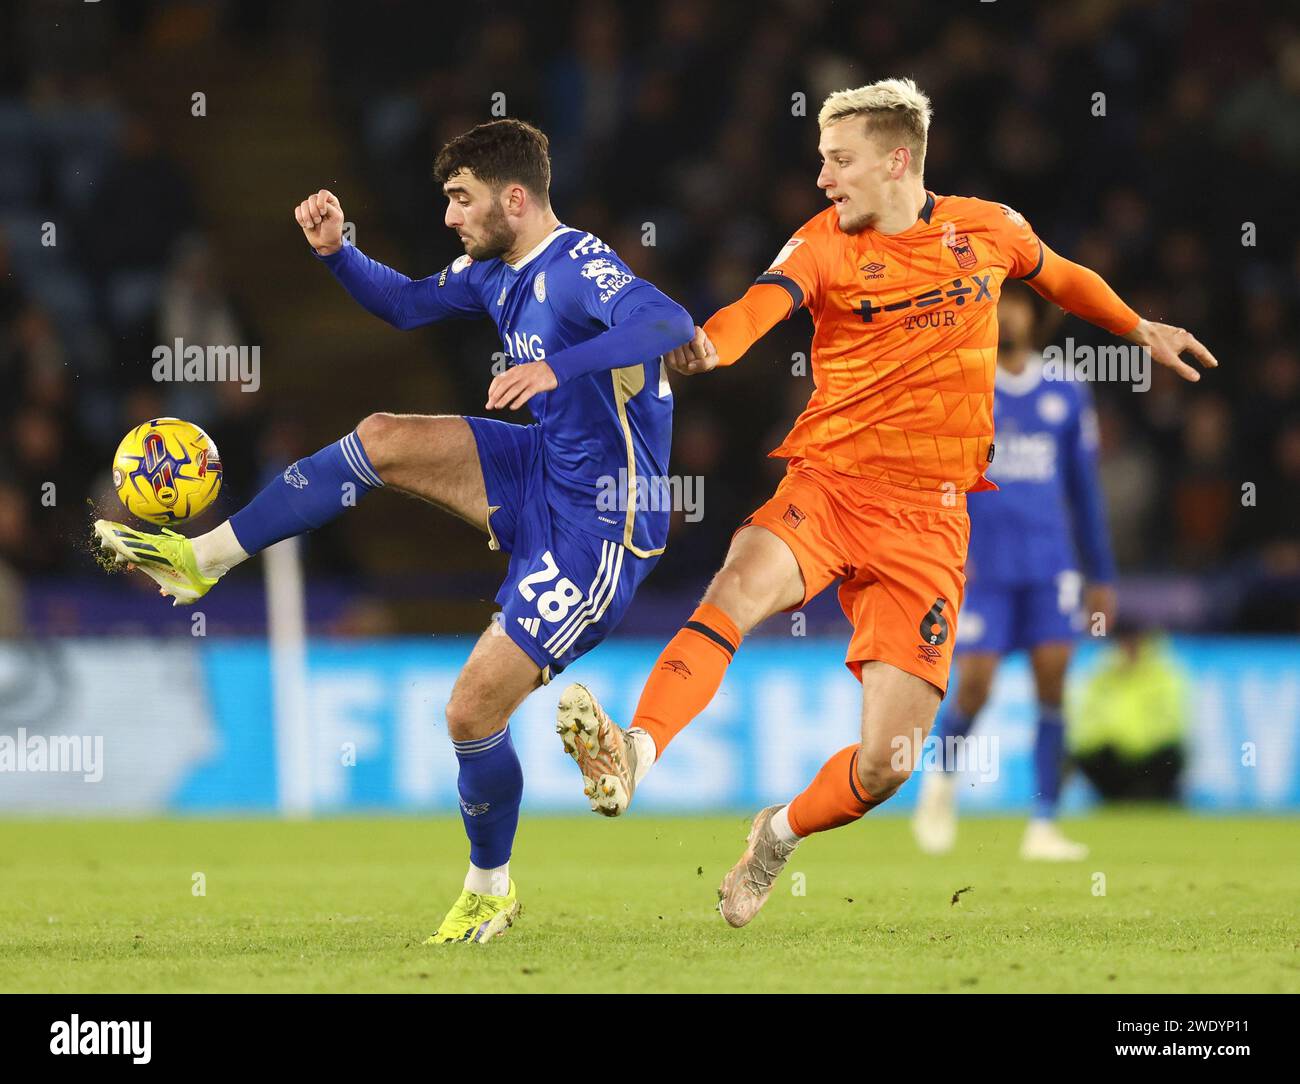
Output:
[860, 261, 886, 280]
[915, 643, 941, 665]
[660, 659, 692, 678]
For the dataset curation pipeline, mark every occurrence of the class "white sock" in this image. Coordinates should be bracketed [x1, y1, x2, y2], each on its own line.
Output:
[627, 727, 656, 786]
[190, 521, 249, 579]
[464, 862, 510, 897]
[770, 804, 802, 846]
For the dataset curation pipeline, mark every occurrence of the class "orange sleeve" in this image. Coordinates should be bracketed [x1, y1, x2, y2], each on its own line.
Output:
[1027, 243, 1140, 336]
[702, 282, 795, 367]
[990, 202, 1044, 280]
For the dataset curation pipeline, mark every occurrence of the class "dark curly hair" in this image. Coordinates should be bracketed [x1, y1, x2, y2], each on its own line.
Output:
[433, 119, 551, 202]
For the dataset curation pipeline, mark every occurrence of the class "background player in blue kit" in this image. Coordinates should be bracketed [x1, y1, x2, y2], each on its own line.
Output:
[93, 119, 693, 940]
[912, 288, 1117, 861]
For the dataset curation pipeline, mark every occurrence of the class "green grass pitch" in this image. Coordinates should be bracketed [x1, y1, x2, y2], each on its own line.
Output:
[0, 810, 1295, 993]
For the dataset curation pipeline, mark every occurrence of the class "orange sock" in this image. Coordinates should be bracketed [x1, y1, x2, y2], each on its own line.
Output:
[632, 602, 742, 756]
[786, 745, 880, 837]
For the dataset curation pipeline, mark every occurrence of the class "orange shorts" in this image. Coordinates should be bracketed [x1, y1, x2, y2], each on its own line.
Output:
[742, 460, 970, 694]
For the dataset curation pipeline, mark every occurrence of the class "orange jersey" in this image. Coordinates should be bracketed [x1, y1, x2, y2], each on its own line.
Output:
[755, 192, 1044, 492]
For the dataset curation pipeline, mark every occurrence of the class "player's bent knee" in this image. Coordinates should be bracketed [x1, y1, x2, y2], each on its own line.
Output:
[856, 752, 911, 801]
[703, 564, 785, 635]
[355, 412, 402, 476]
[444, 693, 507, 743]
[700, 567, 750, 625]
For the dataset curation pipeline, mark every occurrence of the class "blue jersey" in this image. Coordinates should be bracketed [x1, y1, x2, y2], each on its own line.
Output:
[320, 226, 682, 557]
[966, 354, 1116, 587]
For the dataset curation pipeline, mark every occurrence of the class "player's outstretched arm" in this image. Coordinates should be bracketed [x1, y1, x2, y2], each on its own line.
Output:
[486, 284, 692, 410]
[665, 282, 794, 376]
[1027, 245, 1218, 382]
[294, 188, 482, 330]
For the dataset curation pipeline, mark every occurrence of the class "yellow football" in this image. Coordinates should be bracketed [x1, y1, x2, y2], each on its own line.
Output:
[112, 418, 223, 525]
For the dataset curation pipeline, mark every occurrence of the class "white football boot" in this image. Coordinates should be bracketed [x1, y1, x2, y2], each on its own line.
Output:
[717, 805, 798, 928]
[555, 683, 649, 817]
[1020, 819, 1089, 861]
[911, 771, 958, 854]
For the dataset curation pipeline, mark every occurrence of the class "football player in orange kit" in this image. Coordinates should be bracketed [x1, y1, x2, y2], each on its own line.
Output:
[554, 78, 1217, 926]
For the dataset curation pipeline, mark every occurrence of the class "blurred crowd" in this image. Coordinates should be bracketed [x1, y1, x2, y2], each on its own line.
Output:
[1, 0, 1298, 631]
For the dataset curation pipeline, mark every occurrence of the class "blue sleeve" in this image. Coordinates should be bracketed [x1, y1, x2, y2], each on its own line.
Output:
[544, 238, 693, 383]
[1063, 387, 1117, 582]
[316, 242, 484, 329]
[545, 282, 694, 384]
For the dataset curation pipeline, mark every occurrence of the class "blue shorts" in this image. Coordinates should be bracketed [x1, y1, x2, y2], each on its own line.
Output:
[467, 416, 659, 681]
[955, 572, 1084, 655]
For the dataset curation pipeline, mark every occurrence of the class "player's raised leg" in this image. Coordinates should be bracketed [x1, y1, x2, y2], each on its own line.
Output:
[719, 661, 940, 926]
[556, 524, 805, 815]
[1020, 640, 1088, 861]
[912, 650, 998, 854]
[427, 618, 541, 943]
[94, 413, 487, 604]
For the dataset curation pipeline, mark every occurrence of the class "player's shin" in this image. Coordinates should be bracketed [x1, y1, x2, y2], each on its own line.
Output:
[786, 745, 883, 837]
[453, 726, 524, 895]
[1032, 704, 1066, 820]
[631, 602, 742, 763]
[219, 430, 384, 567]
[931, 705, 976, 745]
[1022, 704, 1087, 860]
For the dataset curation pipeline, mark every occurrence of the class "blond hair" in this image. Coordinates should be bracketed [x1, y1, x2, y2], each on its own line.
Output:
[818, 78, 932, 174]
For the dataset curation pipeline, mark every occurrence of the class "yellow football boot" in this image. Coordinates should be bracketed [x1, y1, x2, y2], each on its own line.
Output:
[425, 880, 520, 944]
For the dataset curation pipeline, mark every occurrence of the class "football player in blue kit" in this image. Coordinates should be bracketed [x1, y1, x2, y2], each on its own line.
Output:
[93, 119, 693, 939]
[912, 288, 1117, 861]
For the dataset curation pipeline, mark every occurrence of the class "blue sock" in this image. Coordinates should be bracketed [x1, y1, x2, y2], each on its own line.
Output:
[933, 707, 975, 743]
[930, 707, 977, 772]
[1033, 704, 1066, 819]
[453, 726, 524, 870]
[228, 430, 383, 555]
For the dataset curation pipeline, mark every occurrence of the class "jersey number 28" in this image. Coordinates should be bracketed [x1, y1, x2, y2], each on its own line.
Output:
[518, 551, 583, 622]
